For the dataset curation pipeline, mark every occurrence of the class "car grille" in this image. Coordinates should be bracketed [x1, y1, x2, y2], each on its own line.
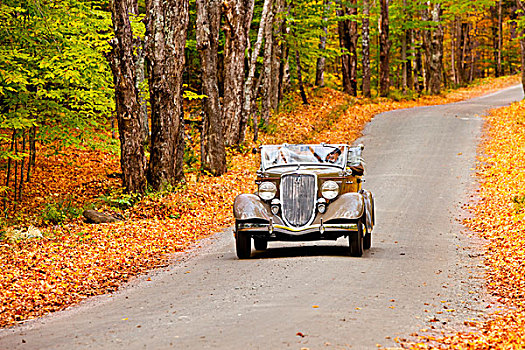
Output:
[281, 174, 316, 227]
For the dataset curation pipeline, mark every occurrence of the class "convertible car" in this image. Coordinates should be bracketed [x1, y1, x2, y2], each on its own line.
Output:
[233, 143, 375, 258]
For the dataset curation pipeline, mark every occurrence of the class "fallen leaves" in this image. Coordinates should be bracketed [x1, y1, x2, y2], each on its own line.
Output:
[0, 75, 519, 328]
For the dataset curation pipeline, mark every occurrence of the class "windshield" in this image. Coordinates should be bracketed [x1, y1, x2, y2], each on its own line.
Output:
[260, 144, 346, 170]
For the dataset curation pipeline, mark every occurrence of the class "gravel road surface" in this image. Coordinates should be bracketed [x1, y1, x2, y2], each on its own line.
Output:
[1, 85, 523, 349]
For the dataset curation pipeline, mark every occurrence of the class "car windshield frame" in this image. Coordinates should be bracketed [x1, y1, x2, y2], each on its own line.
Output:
[260, 144, 348, 171]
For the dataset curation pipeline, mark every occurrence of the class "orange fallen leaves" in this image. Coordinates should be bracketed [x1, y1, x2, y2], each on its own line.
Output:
[0, 75, 520, 328]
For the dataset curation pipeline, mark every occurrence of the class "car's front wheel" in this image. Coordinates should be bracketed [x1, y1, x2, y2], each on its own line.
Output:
[254, 238, 268, 251]
[349, 219, 364, 257]
[236, 231, 252, 259]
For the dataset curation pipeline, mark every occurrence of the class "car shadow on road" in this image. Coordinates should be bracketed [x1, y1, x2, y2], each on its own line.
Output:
[249, 243, 371, 259]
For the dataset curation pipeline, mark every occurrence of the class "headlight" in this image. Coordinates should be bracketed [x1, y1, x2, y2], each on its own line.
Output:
[258, 181, 277, 201]
[321, 181, 339, 200]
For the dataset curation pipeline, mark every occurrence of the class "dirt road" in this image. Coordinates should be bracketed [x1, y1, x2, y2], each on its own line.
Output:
[1, 85, 523, 349]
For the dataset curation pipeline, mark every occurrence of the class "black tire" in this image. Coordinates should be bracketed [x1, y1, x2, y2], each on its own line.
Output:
[363, 227, 372, 250]
[254, 238, 268, 251]
[236, 231, 251, 259]
[349, 219, 364, 257]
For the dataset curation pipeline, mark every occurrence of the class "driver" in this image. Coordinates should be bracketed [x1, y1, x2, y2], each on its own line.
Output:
[325, 148, 341, 163]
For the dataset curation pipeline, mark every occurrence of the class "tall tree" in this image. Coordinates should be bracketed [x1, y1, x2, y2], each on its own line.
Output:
[270, 0, 286, 111]
[362, 0, 371, 97]
[379, 0, 391, 97]
[315, 0, 331, 87]
[222, 0, 255, 147]
[337, 0, 358, 96]
[243, 0, 274, 129]
[196, 0, 226, 176]
[145, 0, 189, 190]
[261, 1, 277, 123]
[424, 2, 443, 94]
[107, 0, 147, 193]
[517, 0, 525, 94]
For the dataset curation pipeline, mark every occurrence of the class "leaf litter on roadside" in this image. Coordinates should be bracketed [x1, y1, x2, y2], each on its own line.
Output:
[0, 76, 520, 328]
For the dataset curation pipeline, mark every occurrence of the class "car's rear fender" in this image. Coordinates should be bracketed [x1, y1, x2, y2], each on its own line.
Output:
[324, 192, 365, 222]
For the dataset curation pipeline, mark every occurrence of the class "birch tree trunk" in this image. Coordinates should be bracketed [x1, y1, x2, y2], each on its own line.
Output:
[145, 0, 189, 190]
[222, 0, 255, 147]
[362, 0, 371, 98]
[107, 0, 147, 194]
[196, 0, 226, 176]
[379, 0, 391, 97]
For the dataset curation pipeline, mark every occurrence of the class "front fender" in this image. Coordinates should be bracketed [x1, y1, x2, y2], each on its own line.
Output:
[233, 194, 272, 222]
[360, 189, 375, 232]
[324, 192, 365, 222]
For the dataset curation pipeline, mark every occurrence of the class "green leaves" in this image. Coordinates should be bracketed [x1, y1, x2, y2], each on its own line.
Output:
[0, 0, 114, 148]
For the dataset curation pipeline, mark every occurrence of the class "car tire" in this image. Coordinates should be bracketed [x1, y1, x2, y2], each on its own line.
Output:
[236, 231, 251, 259]
[254, 238, 268, 251]
[349, 219, 364, 257]
[363, 227, 372, 250]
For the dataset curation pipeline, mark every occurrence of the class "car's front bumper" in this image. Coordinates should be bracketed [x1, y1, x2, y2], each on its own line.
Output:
[236, 221, 358, 240]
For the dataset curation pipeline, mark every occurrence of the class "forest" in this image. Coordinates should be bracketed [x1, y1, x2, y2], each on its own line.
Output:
[2, 0, 525, 348]
[2, 0, 525, 201]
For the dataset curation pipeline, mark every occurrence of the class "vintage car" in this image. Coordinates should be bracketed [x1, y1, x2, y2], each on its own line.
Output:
[233, 143, 375, 258]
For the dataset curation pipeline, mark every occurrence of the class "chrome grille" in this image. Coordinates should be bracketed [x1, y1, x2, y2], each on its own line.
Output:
[281, 174, 316, 227]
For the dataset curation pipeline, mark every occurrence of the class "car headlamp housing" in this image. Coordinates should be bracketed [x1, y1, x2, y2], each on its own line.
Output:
[258, 181, 277, 201]
[321, 180, 339, 200]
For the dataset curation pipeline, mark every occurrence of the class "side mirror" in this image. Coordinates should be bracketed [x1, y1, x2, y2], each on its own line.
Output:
[358, 144, 364, 150]
[252, 147, 260, 154]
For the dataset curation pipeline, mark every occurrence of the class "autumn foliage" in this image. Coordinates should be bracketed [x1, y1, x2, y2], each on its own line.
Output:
[0, 76, 520, 328]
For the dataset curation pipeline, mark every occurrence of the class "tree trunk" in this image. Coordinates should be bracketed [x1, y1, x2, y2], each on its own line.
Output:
[295, 50, 309, 105]
[127, 0, 148, 144]
[222, 0, 255, 147]
[362, 0, 371, 97]
[337, 0, 358, 96]
[379, 0, 390, 97]
[497, 0, 503, 76]
[243, 0, 274, 129]
[401, 0, 407, 93]
[414, 36, 424, 92]
[270, 0, 285, 111]
[196, 0, 226, 176]
[457, 21, 471, 85]
[451, 18, 457, 85]
[315, 0, 331, 87]
[107, 0, 147, 194]
[518, 0, 525, 94]
[145, 0, 189, 191]
[424, 3, 443, 94]
[261, 2, 276, 124]
[134, 37, 148, 144]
